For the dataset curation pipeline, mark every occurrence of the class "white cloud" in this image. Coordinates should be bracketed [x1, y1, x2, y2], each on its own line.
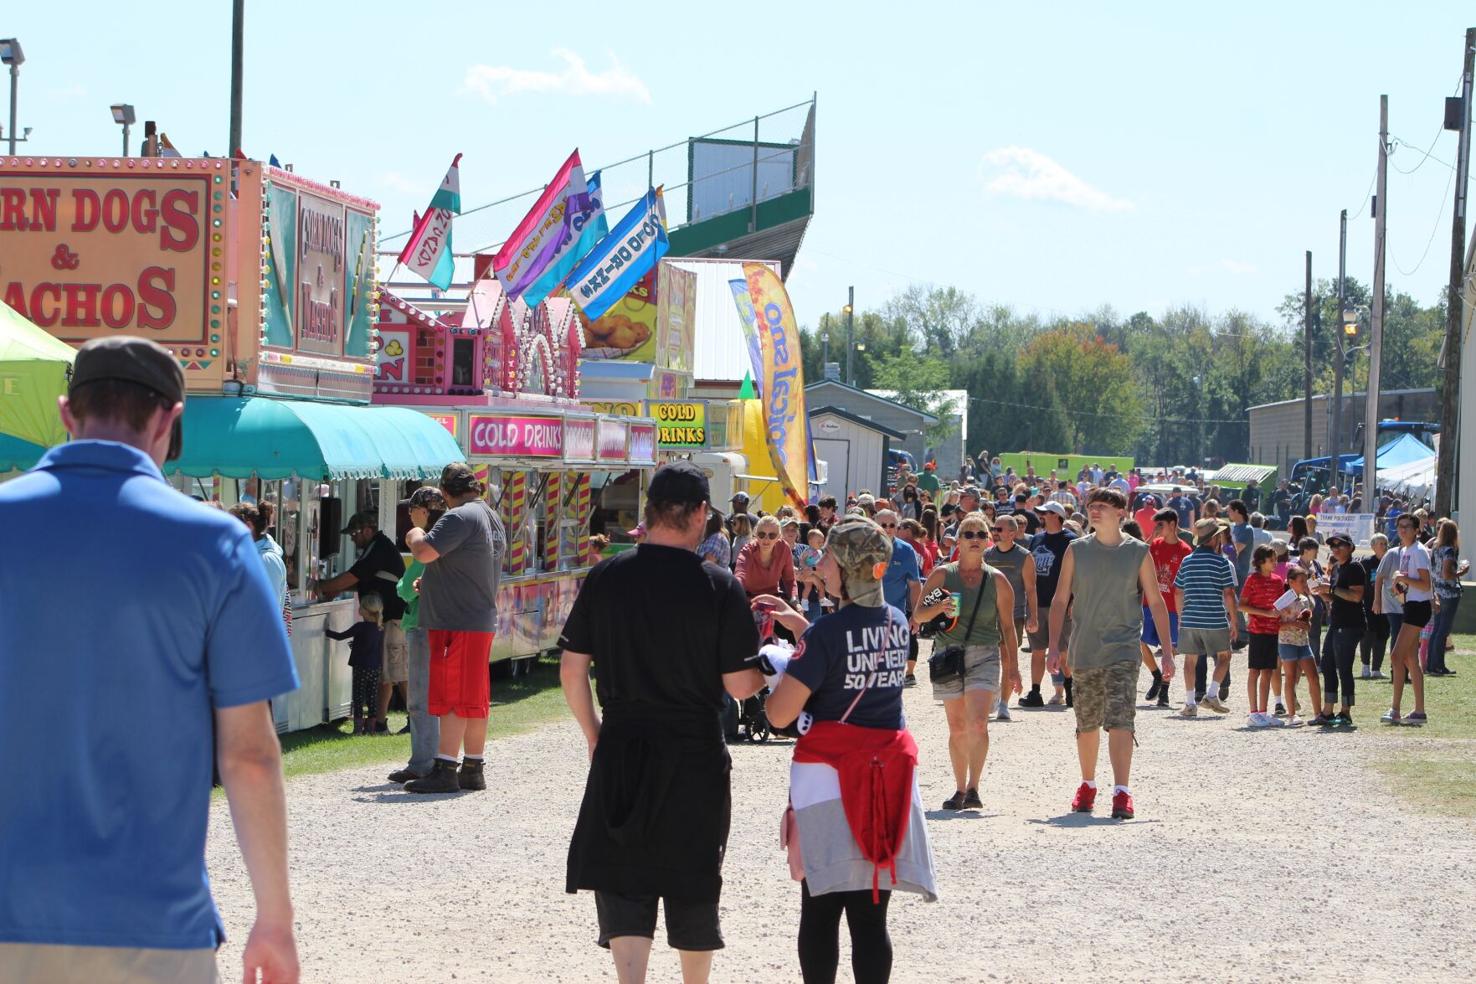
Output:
[463, 49, 650, 105]
[980, 146, 1132, 212]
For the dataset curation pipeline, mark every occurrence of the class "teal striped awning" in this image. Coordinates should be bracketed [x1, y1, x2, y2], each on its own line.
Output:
[169, 396, 463, 481]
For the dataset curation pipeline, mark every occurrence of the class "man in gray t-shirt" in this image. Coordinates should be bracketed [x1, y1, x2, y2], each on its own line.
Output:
[1048, 488, 1173, 821]
[403, 462, 507, 794]
[420, 501, 504, 632]
[985, 514, 1037, 718]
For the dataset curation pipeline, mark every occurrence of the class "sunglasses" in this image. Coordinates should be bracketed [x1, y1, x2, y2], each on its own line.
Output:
[879, 522, 897, 528]
[992, 526, 1011, 533]
[755, 531, 778, 539]
[959, 530, 987, 540]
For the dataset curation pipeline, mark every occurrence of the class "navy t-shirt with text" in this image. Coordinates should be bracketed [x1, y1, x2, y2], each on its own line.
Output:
[787, 603, 908, 730]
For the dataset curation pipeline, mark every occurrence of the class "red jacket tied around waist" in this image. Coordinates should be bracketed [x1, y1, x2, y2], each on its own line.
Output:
[794, 720, 918, 901]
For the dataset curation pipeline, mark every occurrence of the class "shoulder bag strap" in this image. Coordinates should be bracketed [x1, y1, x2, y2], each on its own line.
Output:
[959, 566, 988, 642]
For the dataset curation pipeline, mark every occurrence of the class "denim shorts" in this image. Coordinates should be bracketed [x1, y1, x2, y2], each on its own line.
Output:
[931, 643, 1002, 700]
[1278, 642, 1314, 663]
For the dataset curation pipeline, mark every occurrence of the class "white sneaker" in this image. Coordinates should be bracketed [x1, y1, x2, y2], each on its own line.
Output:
[1247, 712, 1269, 727]
[1177, 704, 1198, 719]
[996, 704, 1012, 722]
[1266, 713, 1286, 727]
[1285, 714, 1305, 727]
[1360, 666, 1372, 680]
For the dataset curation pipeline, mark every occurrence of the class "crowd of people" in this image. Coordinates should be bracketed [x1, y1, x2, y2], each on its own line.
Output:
[552, 448, 1473, 984]
[2, 336, 1466, 984]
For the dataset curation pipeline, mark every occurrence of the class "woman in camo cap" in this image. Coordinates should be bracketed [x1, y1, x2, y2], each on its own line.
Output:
[753, 516, 938, 984]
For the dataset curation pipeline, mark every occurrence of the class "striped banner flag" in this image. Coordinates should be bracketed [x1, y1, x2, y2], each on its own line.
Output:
[397, 154, 462, 290]
[565, 188, 668, 323]
[492, 150, 589, 299]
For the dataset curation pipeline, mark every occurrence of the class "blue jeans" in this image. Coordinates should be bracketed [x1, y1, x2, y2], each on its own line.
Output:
[1427, 595, 1460, 673]
[406, 628, 439, 774]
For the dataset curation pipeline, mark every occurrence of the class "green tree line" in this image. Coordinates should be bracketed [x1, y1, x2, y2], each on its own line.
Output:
[799, 281, 1447, 467]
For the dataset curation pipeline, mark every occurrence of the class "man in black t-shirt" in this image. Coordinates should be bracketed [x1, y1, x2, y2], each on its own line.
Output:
[560, 461, 763, 982]
[1022, 501, 1078, 707]
[316, 512, 408, 733]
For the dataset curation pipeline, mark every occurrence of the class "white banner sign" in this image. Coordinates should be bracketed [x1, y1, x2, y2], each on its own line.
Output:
[1317, 513, 1376, 546]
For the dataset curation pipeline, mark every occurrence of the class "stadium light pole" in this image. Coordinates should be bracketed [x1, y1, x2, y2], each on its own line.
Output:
[110, 103, 135, 156]
[1, 38, 24, 156]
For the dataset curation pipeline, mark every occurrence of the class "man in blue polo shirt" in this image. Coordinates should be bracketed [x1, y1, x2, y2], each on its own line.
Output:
[875, 508, 923, 686]
[0, 337, 300, 983]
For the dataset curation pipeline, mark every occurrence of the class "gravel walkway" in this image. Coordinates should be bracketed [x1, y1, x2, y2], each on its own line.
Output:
[207, 647, 1476, 983]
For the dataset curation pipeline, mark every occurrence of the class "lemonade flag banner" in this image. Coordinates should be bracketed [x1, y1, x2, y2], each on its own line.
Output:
[396, 153, 462, 290]
[520, 171, 607, 308]
[745, 262, 809, 508]
[566, 188, 668, 322]
[492, 150, 589, 299]
[728, 278, 765, 400]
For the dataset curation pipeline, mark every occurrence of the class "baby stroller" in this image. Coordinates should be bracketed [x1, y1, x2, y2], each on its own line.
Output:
[723, 605, 782, 743]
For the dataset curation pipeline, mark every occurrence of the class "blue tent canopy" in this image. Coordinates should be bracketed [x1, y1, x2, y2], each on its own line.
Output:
[1295, 433, 1435, 477]
[169, 396, 464, 481]
[1345, 432, 1436, 474]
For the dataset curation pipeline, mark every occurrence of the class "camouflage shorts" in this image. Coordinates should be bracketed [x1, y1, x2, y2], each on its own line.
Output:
[1072, 660, 1137, 734]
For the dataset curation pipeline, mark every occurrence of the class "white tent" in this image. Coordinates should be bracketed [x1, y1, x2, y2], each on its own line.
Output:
[1379, 455, 1437, 501]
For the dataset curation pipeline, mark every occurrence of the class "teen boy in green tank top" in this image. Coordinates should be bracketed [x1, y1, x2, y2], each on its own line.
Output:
[1047, 488, 1175, 821]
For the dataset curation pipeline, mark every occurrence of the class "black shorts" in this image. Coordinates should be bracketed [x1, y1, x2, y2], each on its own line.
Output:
[595, 892, 723, 951]
[1401, 599, 1433, 629]
[1247, 633, 1280, 671]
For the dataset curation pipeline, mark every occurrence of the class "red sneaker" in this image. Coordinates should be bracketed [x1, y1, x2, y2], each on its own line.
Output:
[1111, 790, 1134, 820]
[1071, 782, 1096, 813]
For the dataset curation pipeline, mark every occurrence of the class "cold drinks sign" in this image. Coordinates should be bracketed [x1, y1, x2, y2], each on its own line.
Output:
[468, 413, 564, 458]
[0, 161, 219, 346]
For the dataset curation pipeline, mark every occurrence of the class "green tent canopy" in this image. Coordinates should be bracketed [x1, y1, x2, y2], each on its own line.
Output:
[0, 302, 77, 449]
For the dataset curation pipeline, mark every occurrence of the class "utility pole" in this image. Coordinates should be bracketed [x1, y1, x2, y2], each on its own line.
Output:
[1436, 27, 1474, 518]
[1332, 210, 1347, 498]
[1365, 95, 1389, 511]
[1304, 251, 1313, 470]
[844, 285, 855, 386]
[228, 0, 244, 157]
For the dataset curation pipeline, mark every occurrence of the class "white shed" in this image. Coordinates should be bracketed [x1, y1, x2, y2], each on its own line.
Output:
[809, 405, 907, 504]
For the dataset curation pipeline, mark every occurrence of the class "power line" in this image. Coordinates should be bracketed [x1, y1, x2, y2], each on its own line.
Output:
[1390, 161, 1456, 277]
[375, 96, 814, 246]
[1347, 169, 1377, 220]
[1388, 128, 1450, 175]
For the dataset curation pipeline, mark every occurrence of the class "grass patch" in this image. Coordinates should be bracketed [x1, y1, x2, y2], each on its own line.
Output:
[274, 654, 569, 783]
[1373, 633, 1476, 816]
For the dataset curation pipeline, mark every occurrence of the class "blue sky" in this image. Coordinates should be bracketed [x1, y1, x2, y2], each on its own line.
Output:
[4, 2, 1472, 329]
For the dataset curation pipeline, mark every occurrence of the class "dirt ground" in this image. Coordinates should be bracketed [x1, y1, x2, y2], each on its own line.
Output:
[207, 647, 1476, 983]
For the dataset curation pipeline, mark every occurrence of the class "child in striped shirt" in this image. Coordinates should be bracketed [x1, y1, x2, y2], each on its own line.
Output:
[1277, 564, 1323, 726]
